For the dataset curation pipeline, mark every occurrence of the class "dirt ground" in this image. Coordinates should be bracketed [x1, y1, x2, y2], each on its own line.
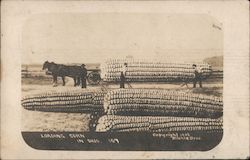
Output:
[21, 77, 223, 132]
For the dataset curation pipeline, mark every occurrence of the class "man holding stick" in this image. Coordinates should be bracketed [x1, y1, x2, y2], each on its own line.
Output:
[120, 63, 127, 88]
[192, 64, 203, 88]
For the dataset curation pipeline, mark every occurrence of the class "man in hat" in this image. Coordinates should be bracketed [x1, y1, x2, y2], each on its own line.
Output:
[192, 64, 203, 88]
[81, 64, 87, 88]
[77, 64, 87, 88]
[120, 63, 128, 88]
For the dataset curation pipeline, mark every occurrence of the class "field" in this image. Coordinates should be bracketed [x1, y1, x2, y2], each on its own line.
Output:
[21, 63, 223, 132]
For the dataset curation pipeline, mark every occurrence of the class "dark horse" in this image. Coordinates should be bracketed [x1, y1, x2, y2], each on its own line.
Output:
[42, 61, 87, 88]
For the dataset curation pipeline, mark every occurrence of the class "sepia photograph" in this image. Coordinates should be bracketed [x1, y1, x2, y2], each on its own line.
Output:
[21, 12, 223, 150]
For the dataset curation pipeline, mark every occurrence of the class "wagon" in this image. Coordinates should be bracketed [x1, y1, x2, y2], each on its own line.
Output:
[44, 59, 215, 86]
[44, 67, 102, 85]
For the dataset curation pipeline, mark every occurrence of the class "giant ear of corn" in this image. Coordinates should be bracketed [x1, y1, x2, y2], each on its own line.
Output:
[100, 58, 212, 82]
[95, 115, 223, 132]
[21, 89, 106, 113]
[104, 89, 222, 118]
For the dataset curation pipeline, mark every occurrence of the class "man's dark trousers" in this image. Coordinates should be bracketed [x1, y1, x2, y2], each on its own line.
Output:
[120, 72, 125, 88]
[193, 77, 202, 88]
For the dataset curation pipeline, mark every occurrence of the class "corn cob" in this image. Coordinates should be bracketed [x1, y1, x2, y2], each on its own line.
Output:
[104, 89, 222, 118]
[101, 58, 212, 82]
[21, 89, 105, 113]
[95, 115, 222, 132]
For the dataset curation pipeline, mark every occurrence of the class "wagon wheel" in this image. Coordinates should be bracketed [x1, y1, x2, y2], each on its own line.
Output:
[87, 71, 101, 85]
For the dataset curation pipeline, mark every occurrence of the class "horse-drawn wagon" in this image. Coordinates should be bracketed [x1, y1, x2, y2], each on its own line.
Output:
[42, 58, 213, 87]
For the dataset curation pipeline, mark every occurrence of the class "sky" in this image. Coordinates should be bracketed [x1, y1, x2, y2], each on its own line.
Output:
[22, 13, 223, 64]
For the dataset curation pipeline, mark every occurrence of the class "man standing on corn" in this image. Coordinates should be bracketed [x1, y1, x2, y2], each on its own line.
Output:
[192, 64, 203, 88]
[120, 63, 127, 88]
